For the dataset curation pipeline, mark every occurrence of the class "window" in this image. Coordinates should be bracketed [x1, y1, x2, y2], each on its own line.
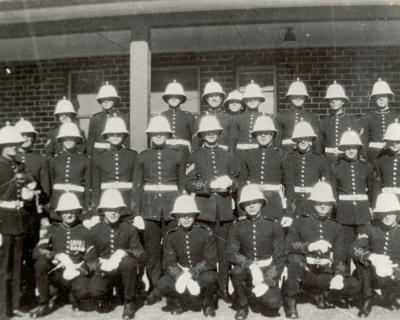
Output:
[69, 70, 104, 135]
[236, 66, 276, 115]
[151, 66, 200, 116]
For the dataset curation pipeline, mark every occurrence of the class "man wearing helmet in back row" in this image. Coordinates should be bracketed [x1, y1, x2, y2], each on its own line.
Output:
[30, 192, 90, 318]
[86, 189, 144, 319]
[44, 97, 86, 158]
[161, 80, 197, 157]
[284, 181, 361, 319]
[87, 82, 130, 157]
[132, 115, 186, 305]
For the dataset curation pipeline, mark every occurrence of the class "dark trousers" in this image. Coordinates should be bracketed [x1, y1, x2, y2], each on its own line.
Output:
[231, 266, 282, 310]
[0, 234, 23, 319]
[159, 271, 218, 308]
[34, 256, 89, 305]
[286, 254, 361, 298]
[88, 256, 138, 302]
[200, 218, 231, 293]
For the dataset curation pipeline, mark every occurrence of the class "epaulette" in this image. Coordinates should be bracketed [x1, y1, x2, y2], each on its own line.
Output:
[264, 216, 278, 222]
[194, 223, 212, 233]
[166, 226, 179, 235]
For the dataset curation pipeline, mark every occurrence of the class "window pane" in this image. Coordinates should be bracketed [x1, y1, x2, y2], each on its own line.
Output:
[151, 67, 200, 116]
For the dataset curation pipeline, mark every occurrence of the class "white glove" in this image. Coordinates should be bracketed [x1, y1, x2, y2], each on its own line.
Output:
[330, 275, 344, 290]
[186, 279, 200, 296]
[308, 240, 332, 253]
[368, 253, 391, 267]
[175, 271, 192, 294]
[99, 258, 114, 272]
[104, 249, 127, 271]
[21, 186, 34, 200]
[281, 217, 293, 228]
[219, 175, 233, 188]
[63, 268, 80, 281]
[249, 264, 264, 286]
[252, 283, 269, 297]
[54, 253, 73, 268]
[40, 217, 50, 228]
[133, 216, 145, 230]
[82, 216, 100, 229]
[209, 178, 221, 189]
[375, 263, 396, 278]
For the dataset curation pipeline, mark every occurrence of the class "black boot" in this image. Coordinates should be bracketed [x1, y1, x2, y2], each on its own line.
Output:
[284, 298, 298, 319]
[203, 306, 216, 317]
[234, 308, 249, 320]
[314, 293, 328, 309]
[170, 300, 184, 315]
[358, 297, 372, 317]
[30, 304, 50, 318]
[122, 302, 135, 319]
[145, 289, 162, 305]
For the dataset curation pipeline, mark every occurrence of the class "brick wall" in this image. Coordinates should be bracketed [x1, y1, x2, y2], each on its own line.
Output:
[1, 46, 400, 150]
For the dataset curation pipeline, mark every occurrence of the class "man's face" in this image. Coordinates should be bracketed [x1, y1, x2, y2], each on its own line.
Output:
[343, 146, 358, 160]
[167, 96, 182, 108]
[206, 94, 222, 109]
[314, 202, 333, 218]
[100, 99, 115, 111]
[58, 113, 74, 124]
[2, 143, 19, 159]
[388, 141, 400, 154]
[150, 133, 169, 146]
[244, 201, 263, 216]
[61, 137, 78, 151]
[61, 211, 78, 225]
[375, 95, 389, 109]
[201, 131, 220, 145]
[329, 99, 345, 111]
[290, 96, 305, 108]
[255, 132, 274, 146]
[21, 133, 35, 149]
[104, 210, 121, 224]
[178, 214, 196, 228]
[381, 213, 397, 227]
[227, 101, 242, 113]
[106, 133, 124, 147]
[296, 138, 313, 152]
[244, 98, 261, 110]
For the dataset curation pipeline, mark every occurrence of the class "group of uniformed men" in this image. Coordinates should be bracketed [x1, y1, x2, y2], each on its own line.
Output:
[0, 76, 400, 320]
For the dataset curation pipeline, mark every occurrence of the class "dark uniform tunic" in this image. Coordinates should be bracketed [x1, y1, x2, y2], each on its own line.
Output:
[320, 112, 361, 167]
[162, 108, 196, 155]
[232, 110, 263, 153]
[240, 146, 287, 220]
[44, 124, 87, 158]
[48, 151, 90, 219]
[91, 147, 138, 212]
[159, 224, 218, 308]
[132, 146, 185, 290]
[372, 152, 400, 205]
[186, 144, 239, 293]
[87, 110, 130, 157]
[283, 150, 331, 217]
[227, 214, 285, 310]
[350, 220, 400, 298]
[277, 107, 321, 154]
[285, 215, 360, 298]
[360, 109, 399, 163]
[86, 221, 144, 302]
[33, 223, 89, 305]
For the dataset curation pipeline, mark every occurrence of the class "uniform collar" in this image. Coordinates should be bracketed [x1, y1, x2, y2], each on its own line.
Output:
[331, 109, 345, 117]
[375, 107, 390, 114]
[168, 107, 181, 113]
[247, 212, 262, 221]
[378, 220, 399, 232]
[204, 143, 219, 149]
[206, 107, 224, 114]
[290, 105, 304, 112]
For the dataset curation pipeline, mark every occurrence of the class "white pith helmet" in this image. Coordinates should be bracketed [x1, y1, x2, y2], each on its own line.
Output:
[54, 97, 76, 115]
[383, 119, 400, 141]
[202, 79, 226, 102]
[251, 115, 277, 137]
[196, 115, 223, 136]
[96, 82, 120, 102]
[102, 116, 129, 137]
[242, 80, 265, 102]
[370, 78, 394, 100]
[55, 192, 82, 212]
[170, 194, 200, 218]
[291, 119, 317, 140]
[98, 189, 126, 210]
[373, 192, 400, 214]
[238, 184, 267, 209]
[286, 78, 309, 98]
[145, 115, 172, 135]
[15, 118, 38, 136]
[308, 180, 336, 203]
[56, 122, 83, 141]
[338, 128, 363, 150]
[0, 122, 24, 145]
[324, 81, 349, 101]
[162, 80, 187, 103]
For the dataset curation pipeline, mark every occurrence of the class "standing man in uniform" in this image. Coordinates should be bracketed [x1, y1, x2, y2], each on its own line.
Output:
[87, 82, 130, 157]
[159, 194, 218, 317]
[227, 184, 285, 320]
[284, 181, 361, 319]
[320, 81, 361, 167]
[186, 115, 240, 303]
[161, 80, 196, 157]
[360, 79, 399, 164]
[132, 115, 186, 305]
[277, 78, 321, 154]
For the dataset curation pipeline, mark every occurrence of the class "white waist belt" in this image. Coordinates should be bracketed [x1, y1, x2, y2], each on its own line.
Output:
[0, 200, 20, 209]
[237, 143, 258, 150]
[294, 186, 313, 193]
[253, 257, 272, 268]
[53, 183, 85, 192]
[282, 138, 295, 145]
[101, 182, 133, 190]
[306, 257, 331, 266]
[219, 145, 228, 150]
[144, 184, 178, 191]
[382, 187, 400, 194]
[339, 194, 368, 201]
[167, 139, 191, 149]
[369, 142, 385, 149]
[325, 147, 342, 154]
[257, 184, 282, 192]
[94, 142, 110, 149]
